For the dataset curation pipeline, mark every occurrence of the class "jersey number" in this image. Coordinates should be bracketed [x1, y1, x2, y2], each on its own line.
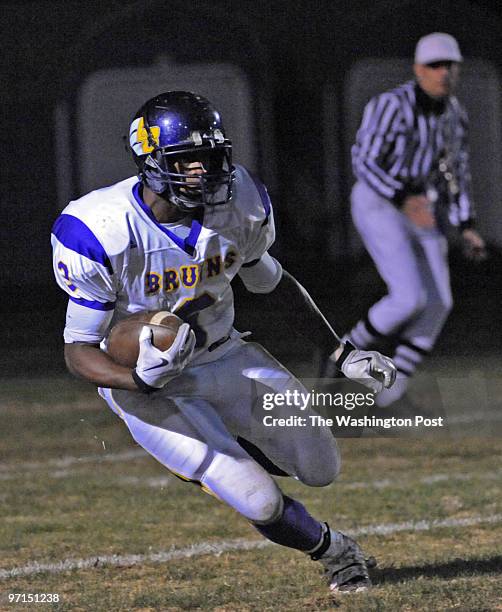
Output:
[57, 261, 78, 293]
[174, 293, 216, 348]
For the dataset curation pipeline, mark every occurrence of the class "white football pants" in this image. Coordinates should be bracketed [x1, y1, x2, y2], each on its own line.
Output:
[100, 339, 340, 523]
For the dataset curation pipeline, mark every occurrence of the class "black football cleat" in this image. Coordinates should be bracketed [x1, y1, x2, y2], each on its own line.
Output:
[312, 528, 373, 593]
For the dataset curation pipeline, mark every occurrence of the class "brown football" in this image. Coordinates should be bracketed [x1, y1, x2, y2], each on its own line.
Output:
[106, 310, 183, 368]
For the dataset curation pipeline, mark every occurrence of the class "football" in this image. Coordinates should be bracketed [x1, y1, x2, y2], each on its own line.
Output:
[106, 310, 183, 368]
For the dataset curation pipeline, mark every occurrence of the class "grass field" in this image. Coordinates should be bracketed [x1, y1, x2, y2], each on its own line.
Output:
[1, 362, 502, 611]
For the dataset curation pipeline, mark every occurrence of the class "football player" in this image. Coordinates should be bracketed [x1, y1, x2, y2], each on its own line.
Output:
[51, 91, 396, 594]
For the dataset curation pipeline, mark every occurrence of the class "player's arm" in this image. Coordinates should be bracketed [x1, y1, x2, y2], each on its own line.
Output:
[52, 214, 194, 392]
[65, 342, 138, 390]
[63, 301, 195, 393]
[60, 300, 139, 390]
[56, 288, 194, 392]
[239, 257, 396, 392]
[64, 323, 195, 393]
[240, 255, 339, 351]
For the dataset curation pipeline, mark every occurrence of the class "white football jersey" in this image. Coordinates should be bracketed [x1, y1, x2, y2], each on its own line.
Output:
[51, 164, 276, 362]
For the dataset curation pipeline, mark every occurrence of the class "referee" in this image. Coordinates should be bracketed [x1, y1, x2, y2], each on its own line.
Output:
[342, 33, 486, 412]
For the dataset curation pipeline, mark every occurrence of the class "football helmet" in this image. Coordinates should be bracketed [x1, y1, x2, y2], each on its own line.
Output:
[128, 91, 234, 210]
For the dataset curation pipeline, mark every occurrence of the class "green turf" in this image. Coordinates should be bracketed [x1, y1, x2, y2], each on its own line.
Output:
[1, 372, 501, 610]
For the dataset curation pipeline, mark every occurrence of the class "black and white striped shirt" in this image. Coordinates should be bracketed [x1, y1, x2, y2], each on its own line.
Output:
[352, 80, 474, 227]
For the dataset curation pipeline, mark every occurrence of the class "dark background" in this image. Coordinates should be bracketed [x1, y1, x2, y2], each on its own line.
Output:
[1, 0, 501, 376]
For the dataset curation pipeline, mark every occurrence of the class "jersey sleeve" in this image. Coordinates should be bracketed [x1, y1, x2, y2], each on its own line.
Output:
[351, 92, 406, 202]
[238, 252, 282, 293]
[62, 299, 114, 344]
[450, 101, 475, 228]
[242, 173, 277, 264]
[52, 214, 117, 340]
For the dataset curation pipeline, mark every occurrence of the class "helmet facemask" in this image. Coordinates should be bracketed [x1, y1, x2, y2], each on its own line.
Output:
[141, 144, 234, 212]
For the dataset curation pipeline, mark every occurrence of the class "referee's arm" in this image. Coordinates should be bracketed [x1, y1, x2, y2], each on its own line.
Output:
[352, 93, 406, 204]
[455, 106, 476, 229]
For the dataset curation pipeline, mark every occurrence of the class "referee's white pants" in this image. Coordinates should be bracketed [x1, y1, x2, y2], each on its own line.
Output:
[351, 181, 453, 352]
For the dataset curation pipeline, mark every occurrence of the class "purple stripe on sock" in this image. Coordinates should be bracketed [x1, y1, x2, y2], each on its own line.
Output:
[253, 495, 322, 551]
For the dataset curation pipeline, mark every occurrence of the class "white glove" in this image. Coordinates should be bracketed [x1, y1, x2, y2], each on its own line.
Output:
[334, 341, 396, 393]
[132, 323, 196, 392]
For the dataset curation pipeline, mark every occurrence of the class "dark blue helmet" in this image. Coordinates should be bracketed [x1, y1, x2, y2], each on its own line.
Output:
[128, 91, 234, 210]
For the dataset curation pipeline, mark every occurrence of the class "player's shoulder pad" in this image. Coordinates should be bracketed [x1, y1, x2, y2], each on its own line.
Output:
[232, 164, 272, 226]
[52, 177, 138, 260]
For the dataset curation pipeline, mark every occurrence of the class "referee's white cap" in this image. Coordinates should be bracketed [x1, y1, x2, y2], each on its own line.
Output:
[414, 33, 463, 64]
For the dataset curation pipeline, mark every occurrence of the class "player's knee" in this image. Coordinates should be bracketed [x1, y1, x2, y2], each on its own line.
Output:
[245, 482, 284, 524]
[299, 468, 337, 487]
[294, 442, 341, 487]
[201, 455, 283, 524]
[297, 460, 340, 487]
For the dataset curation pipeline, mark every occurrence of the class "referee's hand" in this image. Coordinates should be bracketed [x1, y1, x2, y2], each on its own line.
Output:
[402, 194, 436, 228]
[462, 228, 487, 262]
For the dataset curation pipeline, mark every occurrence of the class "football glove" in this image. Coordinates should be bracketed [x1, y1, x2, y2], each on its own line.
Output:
[334, 341, 396, 393]
[132, 323, 196, 393]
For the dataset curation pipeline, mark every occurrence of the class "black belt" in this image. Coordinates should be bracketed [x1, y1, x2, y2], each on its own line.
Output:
[208, 335, 230, 352]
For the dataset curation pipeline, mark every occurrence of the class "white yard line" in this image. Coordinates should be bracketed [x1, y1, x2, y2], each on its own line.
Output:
[1, 513, 501, 580]
[339, 469, 502, 490]
[2, 463, 500, 493]
[0, 449, 146, 474]
[1, 450, 500, 494]
[349, 513, 502, 536]
[447, 410, 502, 425]
[115, 475, 174, 488]
[1, 409, 500, 476]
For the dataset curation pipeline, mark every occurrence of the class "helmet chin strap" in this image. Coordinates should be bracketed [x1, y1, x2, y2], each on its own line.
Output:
[138, 176, 198, 215]
[160, 187, 200, 213]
